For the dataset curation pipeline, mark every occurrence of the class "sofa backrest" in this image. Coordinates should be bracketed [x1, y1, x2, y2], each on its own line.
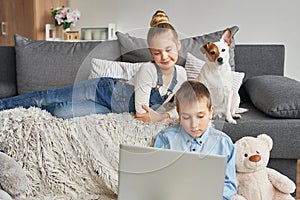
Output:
[0, 36, 285, 101]
[234, 44, 285, 80]
[234, 44, 285, 102]
[14, 35, 121, 95]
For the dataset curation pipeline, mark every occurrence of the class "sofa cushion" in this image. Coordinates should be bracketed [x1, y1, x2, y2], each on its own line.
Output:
[14, 35, 121, 94]
[116, 26, 239, 69]
[222, 102, 300, 160]
[244, 75, 300, 118]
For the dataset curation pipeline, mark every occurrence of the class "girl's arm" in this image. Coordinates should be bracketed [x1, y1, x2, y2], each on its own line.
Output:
[135, 104, 170, 122]
[134, 62, 156, 115]
[134, 63, 170, 122]
[134, 64, 187, 122]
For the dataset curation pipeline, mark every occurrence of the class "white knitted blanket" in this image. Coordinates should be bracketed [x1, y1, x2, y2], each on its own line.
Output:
[0, 107, 177, 200]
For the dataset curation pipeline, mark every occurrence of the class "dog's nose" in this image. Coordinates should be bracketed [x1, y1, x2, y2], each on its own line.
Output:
[217, 57, 223, 63]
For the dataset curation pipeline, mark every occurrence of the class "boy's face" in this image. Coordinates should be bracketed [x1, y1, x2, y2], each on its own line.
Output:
[178, 99, 213, 138]
[149, 30, 181, 71]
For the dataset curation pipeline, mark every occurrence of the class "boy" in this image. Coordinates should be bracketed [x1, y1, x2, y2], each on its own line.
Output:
[154, 80, 237, 200]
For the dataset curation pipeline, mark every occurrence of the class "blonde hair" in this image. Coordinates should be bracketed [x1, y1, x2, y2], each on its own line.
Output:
[150, 10, 169, 27]
[176, 80, 212, 111]
[147, 10, 178, 46]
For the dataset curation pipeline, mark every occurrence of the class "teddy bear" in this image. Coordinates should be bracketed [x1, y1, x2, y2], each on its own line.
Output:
[0, 151, 28, 200]
[231, 134, 296, 200]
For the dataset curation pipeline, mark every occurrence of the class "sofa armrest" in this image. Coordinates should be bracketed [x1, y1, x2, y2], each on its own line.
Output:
[0, 46, 17, 99]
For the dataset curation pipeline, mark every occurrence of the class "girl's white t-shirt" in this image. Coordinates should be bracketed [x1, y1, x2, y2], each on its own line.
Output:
[128, 62, 187, 119]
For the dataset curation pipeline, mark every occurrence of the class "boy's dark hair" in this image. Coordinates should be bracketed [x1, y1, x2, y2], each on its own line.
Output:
[175, 80, 212, 110]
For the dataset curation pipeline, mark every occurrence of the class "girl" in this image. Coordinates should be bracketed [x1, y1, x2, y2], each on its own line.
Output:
[0, 11, 187, 122]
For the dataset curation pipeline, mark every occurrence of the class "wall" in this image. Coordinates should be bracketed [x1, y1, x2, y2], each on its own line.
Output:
[69, 0, 300, 81]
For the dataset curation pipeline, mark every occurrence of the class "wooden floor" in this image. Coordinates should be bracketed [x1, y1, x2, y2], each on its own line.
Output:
[297, 160, 299, 199]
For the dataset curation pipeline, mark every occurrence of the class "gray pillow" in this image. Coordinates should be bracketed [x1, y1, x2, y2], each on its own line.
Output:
[14, 35, 113, 94]
[116, 26, 239, 70]
[245, 75, 300, 118]
[116, 32, 152, 63]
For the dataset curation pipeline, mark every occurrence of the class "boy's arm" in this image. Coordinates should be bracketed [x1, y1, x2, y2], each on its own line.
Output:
[223, 141, 237, 200]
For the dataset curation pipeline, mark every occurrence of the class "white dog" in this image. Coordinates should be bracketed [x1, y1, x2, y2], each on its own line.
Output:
[196, 28, 242, 124]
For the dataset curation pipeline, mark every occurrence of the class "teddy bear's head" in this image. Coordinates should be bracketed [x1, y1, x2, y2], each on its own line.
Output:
[234, 134, 273, 173]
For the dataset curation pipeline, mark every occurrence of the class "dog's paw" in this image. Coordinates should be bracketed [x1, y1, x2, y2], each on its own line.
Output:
[232, 113, 241, 119]
[213, 113, 223, 119]
[226, 117, 237, 124]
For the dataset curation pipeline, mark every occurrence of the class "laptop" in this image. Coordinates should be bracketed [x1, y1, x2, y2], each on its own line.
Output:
[118, 144, 227, 200]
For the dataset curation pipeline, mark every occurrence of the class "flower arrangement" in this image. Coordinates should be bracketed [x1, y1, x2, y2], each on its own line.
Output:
[51, 6, 80, 30]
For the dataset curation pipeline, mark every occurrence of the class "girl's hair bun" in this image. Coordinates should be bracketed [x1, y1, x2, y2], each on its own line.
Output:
[150, 10, 169, 27]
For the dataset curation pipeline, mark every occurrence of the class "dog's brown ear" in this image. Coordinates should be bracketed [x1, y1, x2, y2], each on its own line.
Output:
[221, 28, 232, 46]
[200, 42, 210, 54]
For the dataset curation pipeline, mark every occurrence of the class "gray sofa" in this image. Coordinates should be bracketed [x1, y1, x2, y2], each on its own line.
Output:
[0, 27, 299, 196]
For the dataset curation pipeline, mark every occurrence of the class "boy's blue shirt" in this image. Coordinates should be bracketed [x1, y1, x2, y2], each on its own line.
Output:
[154, 123, 237, 200]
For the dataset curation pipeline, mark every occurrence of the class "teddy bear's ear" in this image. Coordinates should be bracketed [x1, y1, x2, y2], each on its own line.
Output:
[257, 134, 273, 151]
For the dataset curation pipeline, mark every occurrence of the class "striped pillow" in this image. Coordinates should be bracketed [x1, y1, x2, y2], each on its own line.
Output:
[185, 52, 205, 80]
[89, 58, 144, 80]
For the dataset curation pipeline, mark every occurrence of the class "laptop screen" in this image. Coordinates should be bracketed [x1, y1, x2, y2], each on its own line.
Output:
[118, 144, 226, 200]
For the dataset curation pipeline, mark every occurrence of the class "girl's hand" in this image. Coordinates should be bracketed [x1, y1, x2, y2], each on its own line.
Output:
[135, 104, 169, 122]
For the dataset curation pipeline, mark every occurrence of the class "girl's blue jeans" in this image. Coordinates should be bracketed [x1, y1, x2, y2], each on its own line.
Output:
[0, 78, 136, 119]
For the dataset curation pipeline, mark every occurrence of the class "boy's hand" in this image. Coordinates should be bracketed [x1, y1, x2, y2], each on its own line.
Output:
[135, 105, 169, 122]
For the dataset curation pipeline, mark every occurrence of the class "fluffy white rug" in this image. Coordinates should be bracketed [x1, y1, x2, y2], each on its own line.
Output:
[0, 107, 177, 200]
